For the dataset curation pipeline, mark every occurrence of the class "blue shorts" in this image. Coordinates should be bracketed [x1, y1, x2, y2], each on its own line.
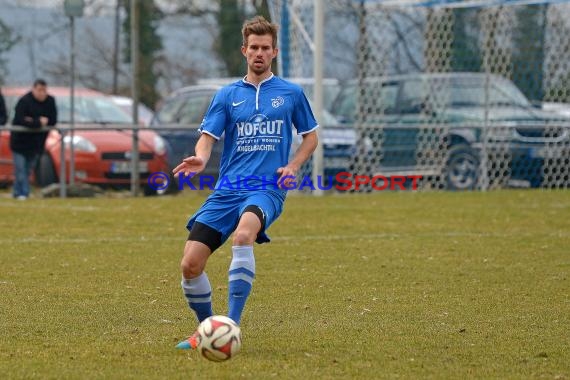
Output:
[186, 189, 286, 245]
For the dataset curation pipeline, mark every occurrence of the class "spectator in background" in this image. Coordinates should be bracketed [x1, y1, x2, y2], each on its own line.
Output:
[0, 87, 6, 126]
[10, 79, 57, 200]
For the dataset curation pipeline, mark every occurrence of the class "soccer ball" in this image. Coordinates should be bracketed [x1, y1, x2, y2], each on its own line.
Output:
[196, 315, 242, 362]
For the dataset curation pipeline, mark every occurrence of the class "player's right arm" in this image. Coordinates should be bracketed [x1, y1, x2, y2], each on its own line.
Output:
[172, 133, 216, 178]
[173, 87, 227, 178]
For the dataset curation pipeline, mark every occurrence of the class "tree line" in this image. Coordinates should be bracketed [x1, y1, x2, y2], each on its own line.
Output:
[0, 2, 568, 107]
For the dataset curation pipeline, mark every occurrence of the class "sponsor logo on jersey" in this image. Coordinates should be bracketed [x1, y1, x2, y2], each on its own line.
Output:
[236, 114, 284, 137]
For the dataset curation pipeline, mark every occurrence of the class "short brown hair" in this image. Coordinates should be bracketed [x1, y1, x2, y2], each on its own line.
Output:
[242, 16, 278, 48]
[33, 79, 47, 87]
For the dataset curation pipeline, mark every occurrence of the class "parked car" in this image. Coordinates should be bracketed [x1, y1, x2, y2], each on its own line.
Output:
[151, 79, 354, 186]
[331, 72, 570, 189]
[110, 95, 155, 126]
[0, 87, 169, 195]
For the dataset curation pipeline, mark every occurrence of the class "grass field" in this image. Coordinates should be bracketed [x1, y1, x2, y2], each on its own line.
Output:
[0, 190, 569, 379]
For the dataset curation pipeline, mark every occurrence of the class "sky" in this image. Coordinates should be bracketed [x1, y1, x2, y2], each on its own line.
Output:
[0, 1, 223, 94]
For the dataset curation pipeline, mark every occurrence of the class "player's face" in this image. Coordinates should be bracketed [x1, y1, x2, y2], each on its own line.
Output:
[242, 34, 278, 76]
[32, 84, 48, 102]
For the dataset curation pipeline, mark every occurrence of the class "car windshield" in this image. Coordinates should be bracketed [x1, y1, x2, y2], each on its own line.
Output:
[297, 82, 341, 111]
[306, 99, 342, 127]
[426, 77, 531, 108]
[57, 96, 133, 124]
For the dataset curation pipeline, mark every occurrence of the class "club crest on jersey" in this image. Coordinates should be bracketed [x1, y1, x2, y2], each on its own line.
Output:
[271, 96, 285, 108]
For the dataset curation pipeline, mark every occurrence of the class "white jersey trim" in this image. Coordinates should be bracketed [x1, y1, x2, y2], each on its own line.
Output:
[200, 129, 221, 141]
[242, 73, 275, 110]
[298, 124, 319, 135]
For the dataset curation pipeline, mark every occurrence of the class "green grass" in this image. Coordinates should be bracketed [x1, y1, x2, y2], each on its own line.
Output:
[0, 190, 569, 379]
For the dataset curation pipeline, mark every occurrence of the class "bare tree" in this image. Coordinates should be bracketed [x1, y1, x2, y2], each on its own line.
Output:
[0, 18, 20, 85]
[44, 24, 128, 92]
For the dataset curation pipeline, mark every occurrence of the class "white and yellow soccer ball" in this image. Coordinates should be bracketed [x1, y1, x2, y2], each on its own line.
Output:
[196, 315, 242, 362]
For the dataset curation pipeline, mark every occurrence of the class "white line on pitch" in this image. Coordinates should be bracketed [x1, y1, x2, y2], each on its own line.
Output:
[0, 231, 566, 245]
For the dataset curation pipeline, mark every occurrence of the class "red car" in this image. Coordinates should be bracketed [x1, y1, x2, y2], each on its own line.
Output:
[0, 87, 169, 195]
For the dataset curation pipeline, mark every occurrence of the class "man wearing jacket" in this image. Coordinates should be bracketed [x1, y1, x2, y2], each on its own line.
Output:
[10, 79, 57, 199]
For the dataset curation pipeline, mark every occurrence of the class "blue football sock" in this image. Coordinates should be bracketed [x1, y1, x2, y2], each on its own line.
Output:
[181, 272, 213, 323]
[228, 246, 255, 325]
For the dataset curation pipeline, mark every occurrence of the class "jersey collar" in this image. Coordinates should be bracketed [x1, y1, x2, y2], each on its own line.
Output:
[242, 73, 275, 88]
[242, 73, 275, 111]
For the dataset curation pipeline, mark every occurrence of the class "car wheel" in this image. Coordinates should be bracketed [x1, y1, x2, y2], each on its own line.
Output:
[143, 184, 159, 196]
[35, 153, 58, 187]
[143, 173, 179, 196]
[445, 145, 479, 190]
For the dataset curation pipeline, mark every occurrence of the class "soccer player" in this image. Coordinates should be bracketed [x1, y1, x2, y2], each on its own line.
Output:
[174, 15, 318, 350]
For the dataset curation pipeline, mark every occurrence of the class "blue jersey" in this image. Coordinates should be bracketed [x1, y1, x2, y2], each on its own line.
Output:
[198, 75, 318, 190]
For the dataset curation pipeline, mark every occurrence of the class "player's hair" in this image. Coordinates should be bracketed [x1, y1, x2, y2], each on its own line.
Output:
[33, 78, 47, 87]
[242, 16, 278, 48]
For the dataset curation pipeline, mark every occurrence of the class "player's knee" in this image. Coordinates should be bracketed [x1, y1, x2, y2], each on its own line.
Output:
[232, 228, 256, 246]
[180, 256, 205, 279]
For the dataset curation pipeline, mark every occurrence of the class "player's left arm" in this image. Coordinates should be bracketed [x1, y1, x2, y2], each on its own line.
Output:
[277, 130, 318, 184]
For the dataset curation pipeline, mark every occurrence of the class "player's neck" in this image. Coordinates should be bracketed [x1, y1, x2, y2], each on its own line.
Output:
[245, 71, 273, 87]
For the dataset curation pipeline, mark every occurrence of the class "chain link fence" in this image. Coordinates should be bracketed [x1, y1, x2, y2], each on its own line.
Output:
[269, 0, 570, 191]
[3, 1, 570, 195]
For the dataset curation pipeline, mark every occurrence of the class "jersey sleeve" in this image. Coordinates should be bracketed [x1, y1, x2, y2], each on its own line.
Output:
[292, 89, 319, 135]
[199, 88, 227, 140]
